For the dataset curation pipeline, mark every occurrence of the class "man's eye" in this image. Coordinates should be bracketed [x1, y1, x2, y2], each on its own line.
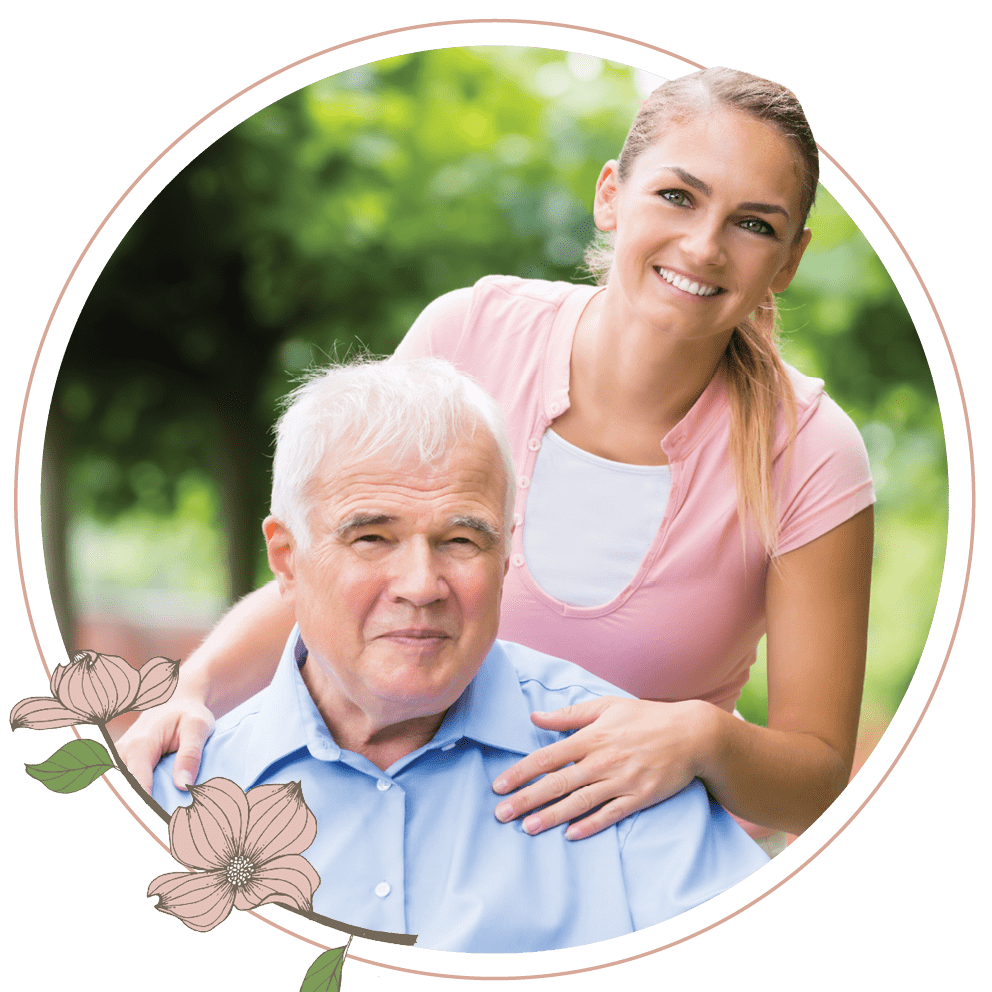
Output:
[355, 534, 386, 544]
[740, 217, 774, 236]
[660, 189, 690, 206]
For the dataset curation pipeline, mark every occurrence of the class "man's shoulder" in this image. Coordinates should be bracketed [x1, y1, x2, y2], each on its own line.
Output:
[492, 639, 635, 706]
[151, 695, 266, 812]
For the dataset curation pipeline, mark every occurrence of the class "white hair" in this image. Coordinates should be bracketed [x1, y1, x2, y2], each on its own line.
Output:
[270, 357, 516, 553]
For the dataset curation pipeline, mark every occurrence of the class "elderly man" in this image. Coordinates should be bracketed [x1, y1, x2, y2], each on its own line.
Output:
[153, 357, 767, 953]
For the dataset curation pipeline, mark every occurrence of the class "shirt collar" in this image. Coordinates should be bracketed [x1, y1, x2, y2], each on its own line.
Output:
[425, 640, 544, 758]
[240, 632, 543, 786]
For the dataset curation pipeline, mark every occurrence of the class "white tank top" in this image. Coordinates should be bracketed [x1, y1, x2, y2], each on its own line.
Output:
[521, 429, 672, 607]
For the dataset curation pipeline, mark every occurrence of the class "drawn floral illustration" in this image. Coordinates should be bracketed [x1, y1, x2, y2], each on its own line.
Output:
[148, 777, 321, 931]
[11, 650, 179, 729]
[23, 737, 115, 793]
[299, 943, 351, 992]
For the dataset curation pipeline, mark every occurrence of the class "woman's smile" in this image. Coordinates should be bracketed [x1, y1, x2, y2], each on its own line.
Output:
[654, 265, 724, 298]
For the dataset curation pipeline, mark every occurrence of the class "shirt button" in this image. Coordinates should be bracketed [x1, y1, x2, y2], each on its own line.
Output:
[513, 513, 522, 527]
[376, 779, 390, 792]
[375, 882, 391, 898]
[512, 553, 525, 567]
[549, 401, 561, 415]
[518, 475, 530, 489]
[528, 437, 542, 451]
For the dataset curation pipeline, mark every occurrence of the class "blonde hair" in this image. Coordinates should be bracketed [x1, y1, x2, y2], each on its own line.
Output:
[583, 67, 818, 557]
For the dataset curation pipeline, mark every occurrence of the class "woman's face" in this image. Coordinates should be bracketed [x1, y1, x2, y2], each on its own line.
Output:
[594, 106, 812, 344]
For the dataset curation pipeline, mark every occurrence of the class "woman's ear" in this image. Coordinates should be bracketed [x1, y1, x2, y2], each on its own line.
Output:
[770, 227, 813, 294]
[263, 515, 297, 603]
[592, 160, 621, 232]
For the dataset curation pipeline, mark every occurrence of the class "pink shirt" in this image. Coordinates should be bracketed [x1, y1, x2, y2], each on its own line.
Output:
[396, 275, 875, 712]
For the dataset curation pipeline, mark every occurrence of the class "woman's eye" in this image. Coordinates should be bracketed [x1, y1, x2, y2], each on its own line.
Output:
[660, 189, 690, 206]
[740, 217, 775, 236]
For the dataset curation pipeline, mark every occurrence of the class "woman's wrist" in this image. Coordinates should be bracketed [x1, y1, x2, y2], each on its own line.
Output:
[678, 698, 725, 785]
[175, 655, 215, 711]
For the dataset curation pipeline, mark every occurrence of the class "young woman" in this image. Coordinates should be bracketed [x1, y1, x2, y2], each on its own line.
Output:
[119, 67, 874, 853]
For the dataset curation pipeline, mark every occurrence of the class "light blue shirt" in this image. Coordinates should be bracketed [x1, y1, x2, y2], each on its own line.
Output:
[154, 632, 768, 952]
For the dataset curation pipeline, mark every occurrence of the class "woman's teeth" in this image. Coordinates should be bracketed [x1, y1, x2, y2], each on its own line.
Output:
[656, 267, 720, 297]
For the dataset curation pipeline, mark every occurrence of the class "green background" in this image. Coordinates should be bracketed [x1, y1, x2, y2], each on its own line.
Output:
[0, 0, 989, 992]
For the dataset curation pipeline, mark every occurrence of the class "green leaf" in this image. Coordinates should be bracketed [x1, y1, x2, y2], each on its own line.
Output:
[25, 739, 113, 793]
[300, 946, 348, 992]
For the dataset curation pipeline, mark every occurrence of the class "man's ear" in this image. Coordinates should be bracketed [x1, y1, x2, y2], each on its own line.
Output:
[770, 227, 812, 294]
[263, 515, 297, 602]
[592, 160, 621, 233]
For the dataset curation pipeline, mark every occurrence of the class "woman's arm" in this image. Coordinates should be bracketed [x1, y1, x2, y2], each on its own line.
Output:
[492, 506, 874, 838]
[116, 580, 296, 793]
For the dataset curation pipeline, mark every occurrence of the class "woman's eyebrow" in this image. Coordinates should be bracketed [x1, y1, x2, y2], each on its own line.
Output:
[662, 167, 791, 221]
[739, 201, 791, 221]
[664, 166, 712, 195]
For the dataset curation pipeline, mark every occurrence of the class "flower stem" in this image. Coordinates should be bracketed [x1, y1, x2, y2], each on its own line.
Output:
[98, 723, 171, 824]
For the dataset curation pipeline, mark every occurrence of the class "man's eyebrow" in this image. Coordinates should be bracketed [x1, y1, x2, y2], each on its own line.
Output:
[449, 515, 501, 545]
[335, 512, 396, 537]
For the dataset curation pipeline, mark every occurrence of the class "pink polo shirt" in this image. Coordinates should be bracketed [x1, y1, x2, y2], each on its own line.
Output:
[395, 275, 875, 712]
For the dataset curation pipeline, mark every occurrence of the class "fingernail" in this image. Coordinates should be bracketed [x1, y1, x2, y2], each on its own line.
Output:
[495, 802, 512, 822]
[176, 770, 193, 790]
[493, 777, 507, 793]
[522, 815, 541, 835]
[565, 826, 578, 841]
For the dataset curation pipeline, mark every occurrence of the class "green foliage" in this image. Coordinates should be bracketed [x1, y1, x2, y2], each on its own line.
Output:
[299, 946, 348, 992]
[52, 48, 947, 731]
[25, 740, 113, 793]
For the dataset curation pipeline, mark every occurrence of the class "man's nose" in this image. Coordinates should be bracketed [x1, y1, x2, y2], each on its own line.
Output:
[388, 539, 449, 607]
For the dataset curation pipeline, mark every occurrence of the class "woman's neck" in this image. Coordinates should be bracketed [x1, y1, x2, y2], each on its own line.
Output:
[558, 286, 731, 461]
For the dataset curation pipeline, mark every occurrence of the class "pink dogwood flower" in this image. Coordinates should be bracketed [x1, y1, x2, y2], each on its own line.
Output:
[10, 651, 179, 729]
[148, 777, 320, 932]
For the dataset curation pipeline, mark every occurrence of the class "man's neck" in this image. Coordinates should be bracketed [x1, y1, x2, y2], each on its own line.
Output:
[300, 660, 449, 771]
[334, 711, 449, 771]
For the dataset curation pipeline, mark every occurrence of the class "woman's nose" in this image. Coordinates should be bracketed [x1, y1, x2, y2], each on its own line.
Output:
[681, 217, 726, 267]
[388, 539, 449, 607]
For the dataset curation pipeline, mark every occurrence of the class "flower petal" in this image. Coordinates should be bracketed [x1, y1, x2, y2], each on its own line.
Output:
[244, 781, 317, 862]
[54, 652, 140, 721]
[9, 696, 84, 730]
[147, 869, 236, 932]
[132, 657, 180, 711]
[169, 778, 250, 870]
[232, 853, 321, 913]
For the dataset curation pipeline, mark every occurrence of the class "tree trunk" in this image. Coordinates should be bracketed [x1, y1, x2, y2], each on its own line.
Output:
[41, 403, 75, 650]
[210, 395, 271, 603]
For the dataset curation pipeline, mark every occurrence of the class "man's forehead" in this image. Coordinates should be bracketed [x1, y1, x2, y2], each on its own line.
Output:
[316, 443, 504, 525]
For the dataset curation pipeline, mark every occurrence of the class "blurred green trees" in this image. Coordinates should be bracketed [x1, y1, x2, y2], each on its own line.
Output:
[46, 48, 946, 727]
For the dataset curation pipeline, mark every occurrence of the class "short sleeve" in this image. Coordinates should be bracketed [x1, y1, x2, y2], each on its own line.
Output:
[775, 390, 875, 556]
[392, 286, 475, 361]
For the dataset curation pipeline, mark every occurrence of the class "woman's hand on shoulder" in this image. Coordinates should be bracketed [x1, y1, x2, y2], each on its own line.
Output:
[491, 695, 713, 840]
[116, 693, 215, 795]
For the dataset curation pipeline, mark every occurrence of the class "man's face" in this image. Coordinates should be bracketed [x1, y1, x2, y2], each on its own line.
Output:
[265, 430, 509, 739]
